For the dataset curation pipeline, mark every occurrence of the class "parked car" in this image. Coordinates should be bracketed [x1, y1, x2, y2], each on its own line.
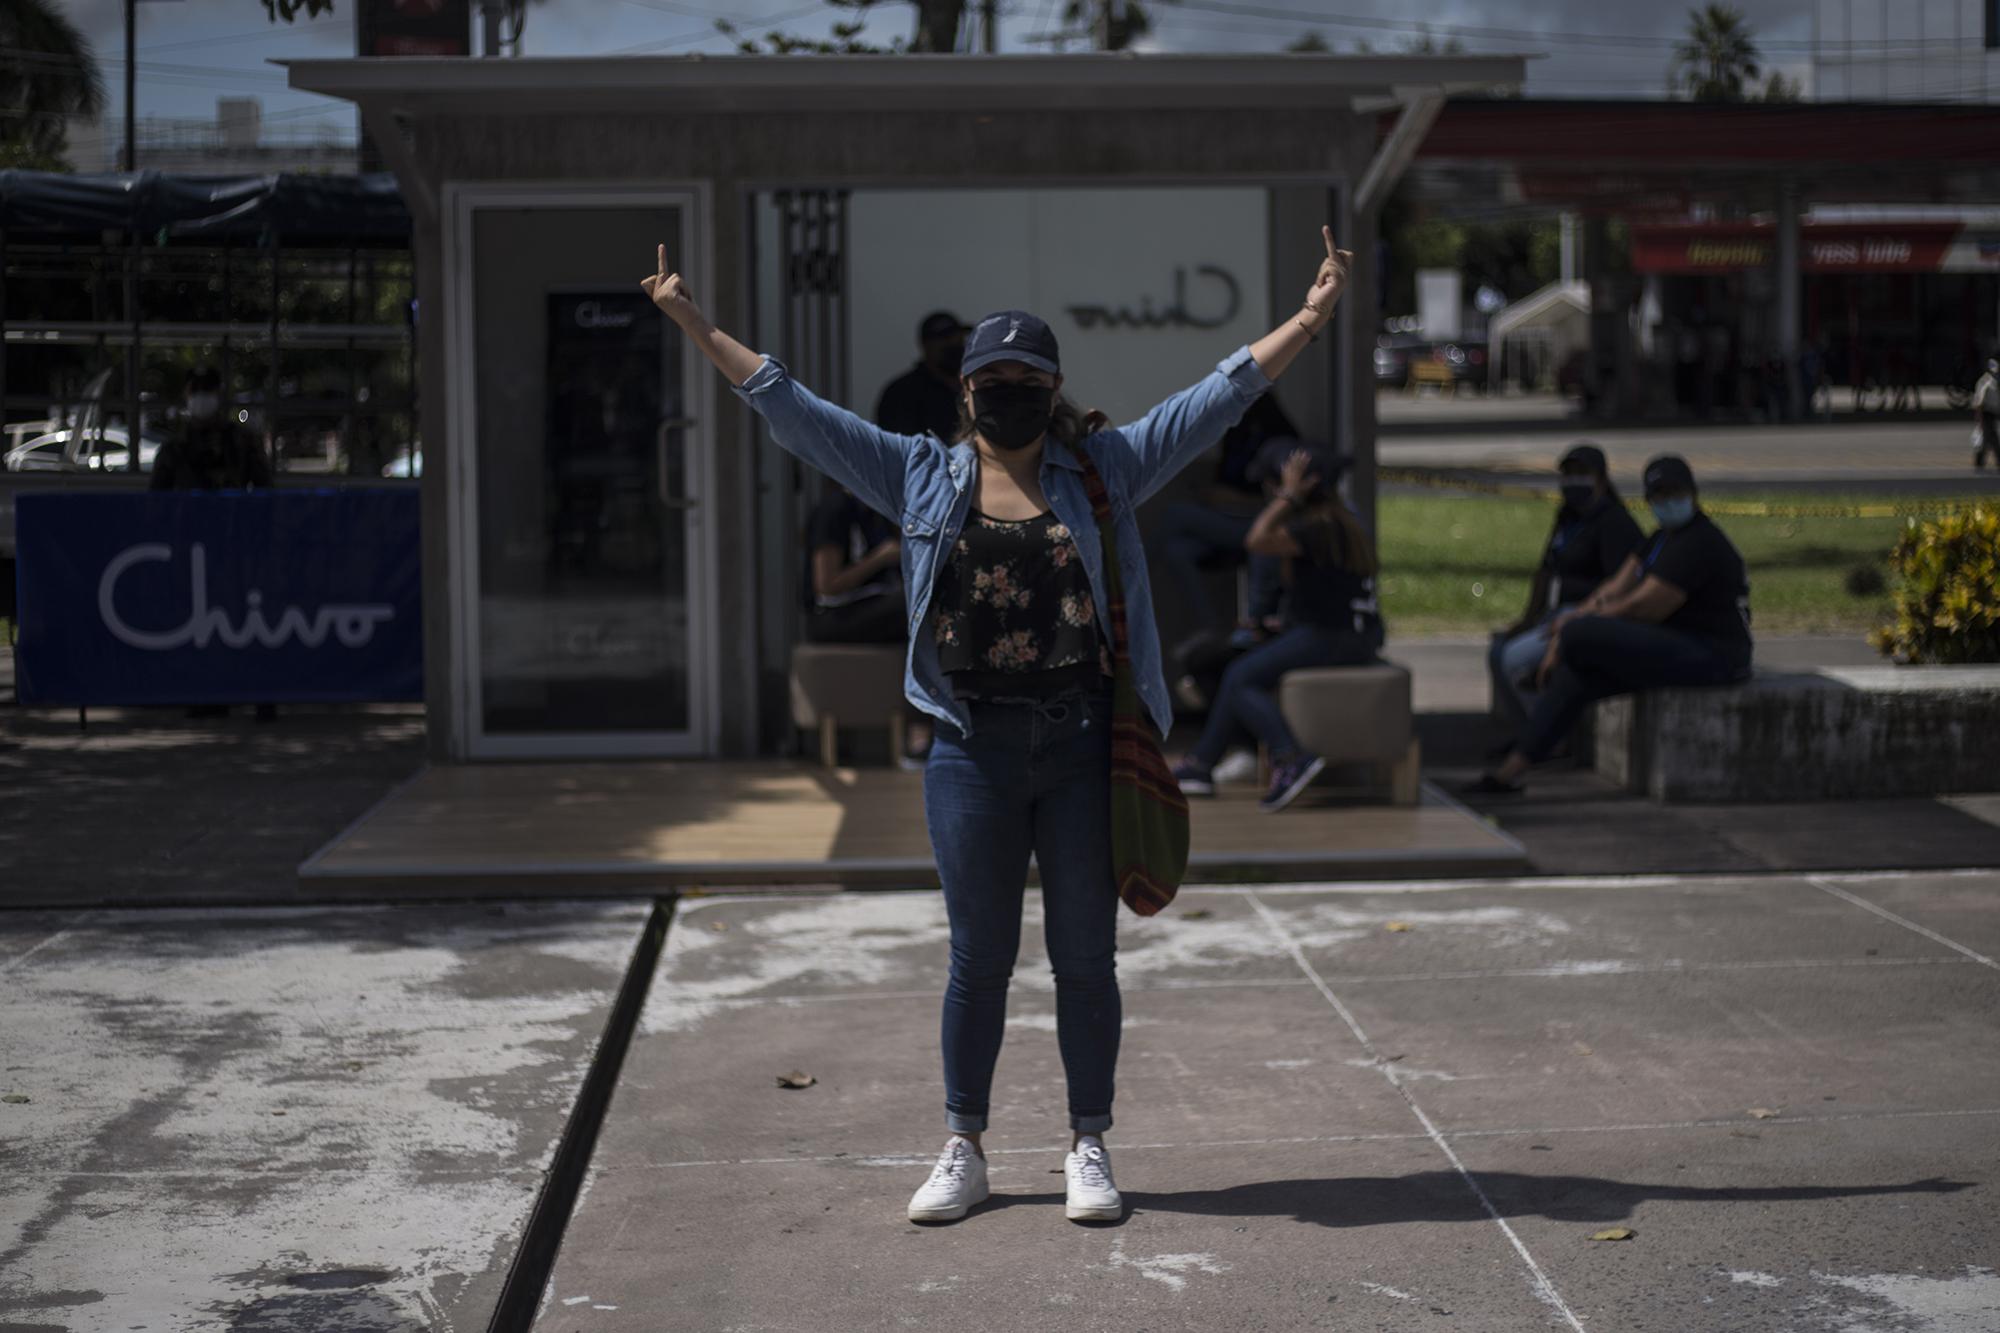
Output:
[4, 425, 165, 474]
[1373, 334, 1430, 389]
[1435, 340, 1489, 390]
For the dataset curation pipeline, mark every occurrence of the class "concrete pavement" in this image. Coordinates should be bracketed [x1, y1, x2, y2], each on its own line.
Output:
[533, 878, 1998, 1332]
[1, 900, 656, 1330]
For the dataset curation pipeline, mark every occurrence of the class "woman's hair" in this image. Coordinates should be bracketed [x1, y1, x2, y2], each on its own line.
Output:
[1298, 493, 1380, 577]
[952, 391, 1109, 448]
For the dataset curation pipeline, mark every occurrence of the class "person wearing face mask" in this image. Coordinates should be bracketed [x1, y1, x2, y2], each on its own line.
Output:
[149, 366, 273, 492]
[875, 310, 970, 442]
[644, 226, 1352, 1228]
[1470, 454, 1752, 795]
[1486, 443, 1644, 738]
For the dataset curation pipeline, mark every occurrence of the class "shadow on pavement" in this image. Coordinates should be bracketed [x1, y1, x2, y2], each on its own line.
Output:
[1125, 1171, 1974, 1228]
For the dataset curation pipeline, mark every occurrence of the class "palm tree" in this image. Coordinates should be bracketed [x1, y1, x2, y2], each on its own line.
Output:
[1671, 3, 1763, 102]
[0, 0, 106, 171]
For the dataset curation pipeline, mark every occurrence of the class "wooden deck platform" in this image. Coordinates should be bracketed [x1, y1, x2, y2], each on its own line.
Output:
[299, 762, 1528, 895]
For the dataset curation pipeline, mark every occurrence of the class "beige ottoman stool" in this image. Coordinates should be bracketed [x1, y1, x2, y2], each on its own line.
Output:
[1278, 662, 1421, 805]
[790, 643, 909, 767]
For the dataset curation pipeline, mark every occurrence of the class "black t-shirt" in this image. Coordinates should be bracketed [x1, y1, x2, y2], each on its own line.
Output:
[1642, 513, 1753, 665]
[804, 490, 897, 609]
[1284, 509, 1382, 639]
[1546, 497, 1645, 609]
[874, 363, 961, 441]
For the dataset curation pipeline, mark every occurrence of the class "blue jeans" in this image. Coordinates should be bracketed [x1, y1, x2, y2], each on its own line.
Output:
[1488, 613, 1565, 733]
[924, 688, 1119, 1135]
[1518, 616, 1748, 762]
[1189, 624, 1379, 768]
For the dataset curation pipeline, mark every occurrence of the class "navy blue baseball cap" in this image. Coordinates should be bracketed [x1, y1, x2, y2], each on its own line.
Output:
[961, 310, 1061, 377]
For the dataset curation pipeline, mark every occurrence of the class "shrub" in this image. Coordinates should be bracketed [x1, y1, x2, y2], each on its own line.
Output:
[1843, 562, 1886, 598]
[1870, 506, 2000, 664]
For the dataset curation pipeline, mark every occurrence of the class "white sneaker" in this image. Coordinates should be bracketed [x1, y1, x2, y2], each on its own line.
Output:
[1211, 748, 1258, 785]
[907, 1135, 988, 1223]
[1064, 1136, 1123, 1222]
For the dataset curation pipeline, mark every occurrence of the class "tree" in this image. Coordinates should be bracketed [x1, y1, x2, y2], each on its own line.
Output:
[0, 0, 105, 171]
[1671, 3, 1763, 102]
[1759, 69, 1804, 102]
[1286, 31, 1329, 54]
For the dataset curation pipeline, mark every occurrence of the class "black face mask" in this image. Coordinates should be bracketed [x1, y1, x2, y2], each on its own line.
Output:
[970, 383, 1054, 451]
[1560, 480, 1596, 509]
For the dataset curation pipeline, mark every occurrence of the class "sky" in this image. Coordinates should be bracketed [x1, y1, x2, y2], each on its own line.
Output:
[65, 0, 1825, 154]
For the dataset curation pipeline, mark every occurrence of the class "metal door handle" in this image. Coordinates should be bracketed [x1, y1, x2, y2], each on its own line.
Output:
[657, 417, 699, 508]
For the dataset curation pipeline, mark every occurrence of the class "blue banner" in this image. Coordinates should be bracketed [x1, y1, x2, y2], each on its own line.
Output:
[15, 489, 422, 706]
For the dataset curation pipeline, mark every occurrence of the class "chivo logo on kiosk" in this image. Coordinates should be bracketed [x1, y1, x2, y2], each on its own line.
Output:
[98, 542, 397, 651]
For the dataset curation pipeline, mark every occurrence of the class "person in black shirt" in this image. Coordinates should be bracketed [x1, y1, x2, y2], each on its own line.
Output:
[1488, 443, 1644, 733]
[1472, 454, 1752, 794]
[874, 311, 969, 441]
[150, 366, 272, 492]
[1172, 442, 1384, 812]
[803, 483, 904, 644]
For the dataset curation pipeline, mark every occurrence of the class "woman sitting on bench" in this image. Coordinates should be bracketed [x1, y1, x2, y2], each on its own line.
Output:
[1471, 454, 1753, 795]
[1173, 441, 1383, 812]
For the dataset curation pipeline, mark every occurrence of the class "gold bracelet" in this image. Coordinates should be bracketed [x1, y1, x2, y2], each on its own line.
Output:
[1294, 315, 1320, 342]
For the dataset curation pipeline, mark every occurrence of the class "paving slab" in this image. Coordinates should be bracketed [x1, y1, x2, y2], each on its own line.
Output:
[1808, 870, 2000, 964]
[1451, 1118, 1998, 1333]
[541, 876, 1999, 1332]
[0, 900, 654, 1331]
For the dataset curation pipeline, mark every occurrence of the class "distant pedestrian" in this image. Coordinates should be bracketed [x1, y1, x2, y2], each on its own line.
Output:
[150, 366, 278, 721]
[1171, 441, 1386, 812]
[645, 224, 1354, 1228]
[874, 311, 969, 442]
[149, 366, 272, 492]
[1486, 443, 1644, 739]
[1974, 357, 1999, 470]
[1470, 454, 1752, 795]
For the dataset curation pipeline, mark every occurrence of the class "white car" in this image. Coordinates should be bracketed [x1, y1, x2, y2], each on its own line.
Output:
[4, 425, 165, 474]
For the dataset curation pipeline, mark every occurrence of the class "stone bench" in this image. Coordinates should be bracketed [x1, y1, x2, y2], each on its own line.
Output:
[1279, 662, 1421, 805]
[790, 643, 907, 768]
[1592, 665, 2000, 802]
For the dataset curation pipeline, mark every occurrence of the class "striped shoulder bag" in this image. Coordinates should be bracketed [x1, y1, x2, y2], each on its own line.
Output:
[1069, 445, 1190, 917]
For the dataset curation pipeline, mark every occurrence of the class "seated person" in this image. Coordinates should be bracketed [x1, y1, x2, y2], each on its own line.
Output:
[1472, 454, 1752, 794]
[803, 482, 904, 644]
[1489, 443, 1644, 735]
[1172, 442, 1384, 813]
[1155, 395, 1300, 643]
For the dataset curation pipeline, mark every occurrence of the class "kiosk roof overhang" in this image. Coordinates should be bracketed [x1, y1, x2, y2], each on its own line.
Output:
[283, 52, 1528, 118]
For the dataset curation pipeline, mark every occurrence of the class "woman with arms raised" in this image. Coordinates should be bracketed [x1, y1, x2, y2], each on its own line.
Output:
[642, 227, 1352, 1225]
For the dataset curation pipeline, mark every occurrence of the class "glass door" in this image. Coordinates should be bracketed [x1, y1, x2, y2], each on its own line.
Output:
[456, 191, 712, 757]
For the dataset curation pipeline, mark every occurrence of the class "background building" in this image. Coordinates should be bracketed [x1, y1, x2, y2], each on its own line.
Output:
[1814, 0, 2000, 102]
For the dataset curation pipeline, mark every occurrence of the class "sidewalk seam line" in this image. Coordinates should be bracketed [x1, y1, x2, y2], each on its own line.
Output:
[1244, 890, 1588, 1332]
[1806, 876, 1999, 971]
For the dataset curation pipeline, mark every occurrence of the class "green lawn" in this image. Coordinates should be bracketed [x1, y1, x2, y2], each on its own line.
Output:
[1376, 490, 1969, 638]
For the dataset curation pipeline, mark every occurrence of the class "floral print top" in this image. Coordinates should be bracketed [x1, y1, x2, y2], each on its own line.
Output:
[933, 509, 1112, 696]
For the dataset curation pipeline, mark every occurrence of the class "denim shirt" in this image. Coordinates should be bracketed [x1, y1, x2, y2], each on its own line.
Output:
[734, 347, 1272, 739]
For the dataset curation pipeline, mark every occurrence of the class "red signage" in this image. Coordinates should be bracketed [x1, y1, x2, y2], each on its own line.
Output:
[1631, 222, 1966, 274]
[357, 0, 470, 57]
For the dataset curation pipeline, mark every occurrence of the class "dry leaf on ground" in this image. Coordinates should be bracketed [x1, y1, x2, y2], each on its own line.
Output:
[1588, 1228, 1635, 1242]
[1385, 921, 1413, 932]
[1748, 1107, 1780, 1119]
[2, 1094, 29, 1105]
[775, 1071, 817, 1090]
[1180, 909, 1213, 920]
